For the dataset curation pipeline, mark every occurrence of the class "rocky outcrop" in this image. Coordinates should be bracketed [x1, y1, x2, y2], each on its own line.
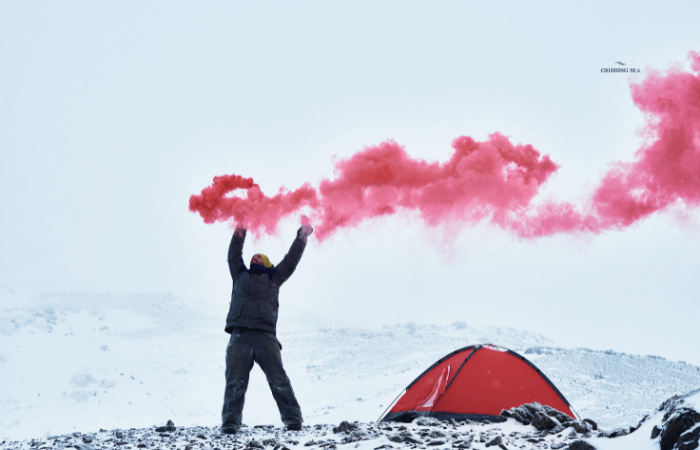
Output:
[640, 387, 700, 450]
[500, 402, 595, 433]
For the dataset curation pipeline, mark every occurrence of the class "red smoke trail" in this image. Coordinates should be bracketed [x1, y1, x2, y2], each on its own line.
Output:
[188, 174, 318, 234]
[188, 135, 558, 240]
[505, 50, 700, 237]
[189, 51, 700, 240]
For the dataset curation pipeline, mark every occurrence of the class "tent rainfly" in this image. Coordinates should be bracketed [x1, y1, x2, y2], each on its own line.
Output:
[379, 344, 578, 423]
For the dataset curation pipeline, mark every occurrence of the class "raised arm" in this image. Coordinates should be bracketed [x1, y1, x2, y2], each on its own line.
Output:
[227, 224, 247, 280]
[273, 225, 313, 286]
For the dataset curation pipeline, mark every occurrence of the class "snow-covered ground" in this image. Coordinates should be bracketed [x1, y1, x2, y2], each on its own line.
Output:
[1, 292, 699, 445]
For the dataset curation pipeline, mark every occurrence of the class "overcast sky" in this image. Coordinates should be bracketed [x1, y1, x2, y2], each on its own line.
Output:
[2, 1, 699, 364]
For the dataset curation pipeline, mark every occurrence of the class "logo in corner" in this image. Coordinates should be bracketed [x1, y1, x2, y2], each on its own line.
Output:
[601, 61, 641, 73]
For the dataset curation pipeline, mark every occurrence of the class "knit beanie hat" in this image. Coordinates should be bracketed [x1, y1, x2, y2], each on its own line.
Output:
[251, 253, 273, 268]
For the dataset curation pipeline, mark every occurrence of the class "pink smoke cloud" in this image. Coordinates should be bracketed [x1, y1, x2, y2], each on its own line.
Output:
[189, 50, 700, 240]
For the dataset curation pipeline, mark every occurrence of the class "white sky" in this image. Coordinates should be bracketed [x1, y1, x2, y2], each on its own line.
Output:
[2, 1, 700, 365]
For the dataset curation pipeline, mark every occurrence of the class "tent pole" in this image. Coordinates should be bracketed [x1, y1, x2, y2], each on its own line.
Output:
[376, 389, 406, 423]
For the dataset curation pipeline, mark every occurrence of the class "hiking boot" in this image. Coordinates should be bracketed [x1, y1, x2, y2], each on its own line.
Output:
[286, 423, 302, 431]
[221, 425, 238, 435]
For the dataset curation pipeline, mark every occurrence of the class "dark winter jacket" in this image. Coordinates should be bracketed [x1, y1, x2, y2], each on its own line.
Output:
[225, 230, 306, 335]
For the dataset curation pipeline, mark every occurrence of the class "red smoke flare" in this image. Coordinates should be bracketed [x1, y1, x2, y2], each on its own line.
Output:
[189, 51, 700, 240]
[187, 174, 318, 233]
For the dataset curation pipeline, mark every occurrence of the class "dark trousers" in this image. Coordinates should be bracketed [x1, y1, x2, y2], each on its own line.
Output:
[221, 328, 302, 430]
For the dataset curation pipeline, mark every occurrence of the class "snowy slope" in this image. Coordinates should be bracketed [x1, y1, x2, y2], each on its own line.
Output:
[1, 292, 699, 443]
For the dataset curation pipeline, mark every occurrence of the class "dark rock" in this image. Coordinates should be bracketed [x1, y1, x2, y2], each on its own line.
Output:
[262, 439, 277, 446]
[582, 419, 598, 431]
[571, 422, 591, 434]
[197, 434, 208, 440]
[485, 435, 502, 447]
[600, 428, 628, 438]
[502, 401, 588, 434]
[73, 445, 95, 450]
[521, 404, 540, 415]
[426, 440, 445, 446]
[567, 441, 596, 450]
[156, 425, 175, 433]
[660, 409, 700, 450]
[550, 425, 566, 434]
[542, 405, 572, 424]
[531, 412, 558, 431]
[115, 431, 124, 439]
[81, 436, 93, 443]
[333, 421, 358, 434]
[304, 440, 318, 447]
[429, 430, 446, 438]
[509, 408, 532, 425]
[247, 440, 264, 449]
[415, 417, 442, 427]
[166, 420, 174, 427]
[651, 425, 661, 439]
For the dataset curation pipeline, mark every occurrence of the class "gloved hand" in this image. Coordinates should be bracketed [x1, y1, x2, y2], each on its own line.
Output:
[234, 223, 247, 238]
[297, 224, 314, 242]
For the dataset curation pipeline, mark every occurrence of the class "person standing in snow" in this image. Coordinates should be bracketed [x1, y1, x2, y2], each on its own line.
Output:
[221, 222, 313, 434]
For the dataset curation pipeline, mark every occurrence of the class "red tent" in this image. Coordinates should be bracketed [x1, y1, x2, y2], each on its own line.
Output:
[379, 344, 578, 422]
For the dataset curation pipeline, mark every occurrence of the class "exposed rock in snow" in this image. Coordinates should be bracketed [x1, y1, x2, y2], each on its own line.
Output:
[568, 441, 596, 450]
[643, 388, 700, 450]
[502, 403, 580, 434]
[3, 389, 699, 450]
